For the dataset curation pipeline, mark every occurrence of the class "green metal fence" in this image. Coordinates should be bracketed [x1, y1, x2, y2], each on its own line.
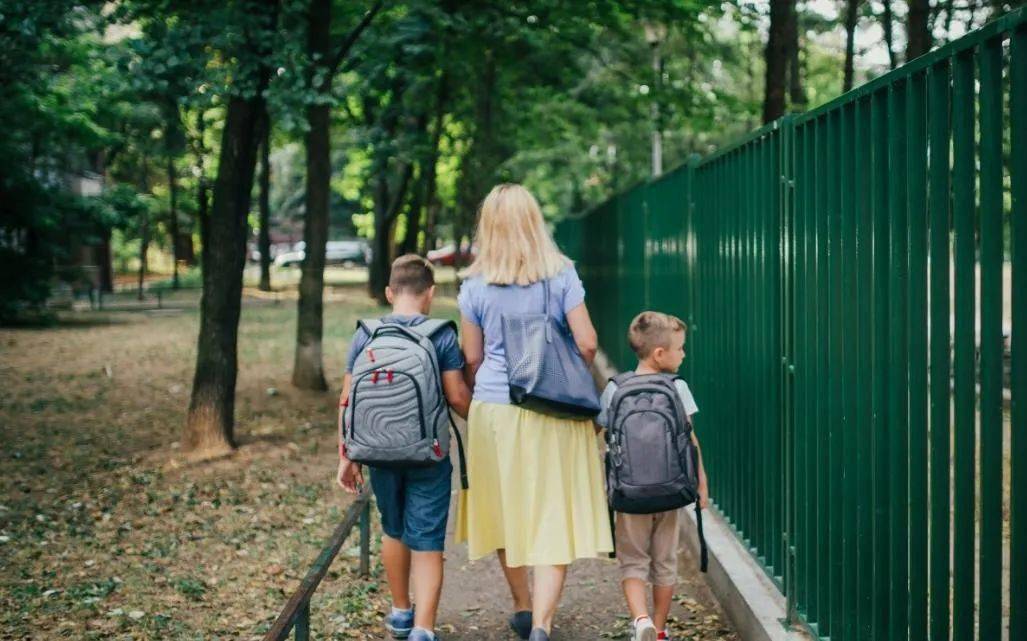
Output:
[556, 9, 1026, 641]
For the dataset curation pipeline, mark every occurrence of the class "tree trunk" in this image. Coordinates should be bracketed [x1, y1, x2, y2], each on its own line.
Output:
[399, 172, 423, 257]
[787, 0, 805, 108]
[906, 0, 932, 61]
[195, 110, 209, 260]
[184, 80, 272, 455]
[167, 154, 180, 289]
[292, 0, 331, 391]
[258, 107, 273, 292]
[420, 72, 448, 255]
[763, 0, 791, 124]
[137, 212, 149, 301]
[881, 0, 898, 69]
[843, 0, 862, 92]
[98, 228, 113, 293]
[137, 157, 150, 301]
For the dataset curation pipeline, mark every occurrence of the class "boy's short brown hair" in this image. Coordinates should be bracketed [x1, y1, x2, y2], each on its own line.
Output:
[627, 311, 687, 358]
[389, 254, 435, 295]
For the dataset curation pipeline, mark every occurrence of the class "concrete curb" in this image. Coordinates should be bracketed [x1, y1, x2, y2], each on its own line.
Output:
[591, 352, 811, 641]
[679, 507, 811, 641]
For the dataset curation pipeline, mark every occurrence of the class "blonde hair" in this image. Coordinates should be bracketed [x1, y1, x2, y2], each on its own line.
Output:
[389, 254, 434, 295]
[628, 311, 687, 359]
[463, 183, 571, 285]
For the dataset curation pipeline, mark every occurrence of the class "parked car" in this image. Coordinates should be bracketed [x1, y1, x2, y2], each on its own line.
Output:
[274, 240, 370, 268]
[427, 244, 476, 267]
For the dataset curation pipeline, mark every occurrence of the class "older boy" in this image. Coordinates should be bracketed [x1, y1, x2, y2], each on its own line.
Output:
[336, 254, 471, 641]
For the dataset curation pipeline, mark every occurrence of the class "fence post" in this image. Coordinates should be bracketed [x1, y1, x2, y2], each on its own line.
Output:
[294, 601, 309, 641]
[359, 499, 371, 577]
[777, 115, 798, 627]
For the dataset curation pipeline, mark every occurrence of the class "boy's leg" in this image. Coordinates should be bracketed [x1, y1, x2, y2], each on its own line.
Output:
[402, 457, 453, 632]
[648, 510, 682, 631]
[382, 534, 413, 610]
[368, 468, 412, 610]
[410, 551, 443, 630]
[616, 512, 656, 620]
[651, 585, 674, 632]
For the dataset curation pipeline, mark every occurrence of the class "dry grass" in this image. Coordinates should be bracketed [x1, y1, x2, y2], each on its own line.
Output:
[0, 287, 460, 640]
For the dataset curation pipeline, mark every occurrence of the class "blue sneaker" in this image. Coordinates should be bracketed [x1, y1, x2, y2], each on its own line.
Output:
[385, 608, 414, 639]
[408, 628, 438, 641]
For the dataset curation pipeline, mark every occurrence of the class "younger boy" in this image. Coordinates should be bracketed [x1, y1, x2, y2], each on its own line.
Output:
[598, 311, 709, 641]
[336, 254, 471, 641]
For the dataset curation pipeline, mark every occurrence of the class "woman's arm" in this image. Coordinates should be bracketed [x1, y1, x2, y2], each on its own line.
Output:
[565, 302, 598, 365]
[460, 316, 484, 389]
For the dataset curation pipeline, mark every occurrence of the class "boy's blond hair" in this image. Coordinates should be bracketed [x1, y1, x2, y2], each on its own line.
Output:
[628, 311, 687, 358]
[463, 183, 571, 286]
[389, 254, 435, 295]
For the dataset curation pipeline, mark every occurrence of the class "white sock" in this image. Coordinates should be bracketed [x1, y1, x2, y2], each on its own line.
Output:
[391, 606, 413, 617]
[412, 627, 435, 639]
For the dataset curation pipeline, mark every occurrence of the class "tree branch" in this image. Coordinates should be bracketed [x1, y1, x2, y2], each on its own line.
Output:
[327, 0, 386, 77]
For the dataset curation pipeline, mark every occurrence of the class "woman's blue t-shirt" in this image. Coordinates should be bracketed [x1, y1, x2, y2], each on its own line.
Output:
[457, 265, 586, 404]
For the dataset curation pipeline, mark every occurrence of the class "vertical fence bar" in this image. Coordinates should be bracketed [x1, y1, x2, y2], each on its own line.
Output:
[950, 48, 977, 641]
[854, 95, 874, 641]
[794, 121, 809, 622]
[840, 101, 857, 641]
[814, 116, 828, 635]
[927, 57, 953, 641]
[781, 116, 796, 608]
[887, 79, 910, 641]
[976, 34, 1003, 641]
[1011, 22, 1027, 641]
[870, 86, 892, 641]
[905, 69, 929, 641]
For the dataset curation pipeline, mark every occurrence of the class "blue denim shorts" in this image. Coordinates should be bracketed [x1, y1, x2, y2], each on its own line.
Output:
[368, 457, 452, 552]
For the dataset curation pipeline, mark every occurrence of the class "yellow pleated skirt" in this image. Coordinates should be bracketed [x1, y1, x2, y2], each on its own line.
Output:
[454, 400, 614, 567]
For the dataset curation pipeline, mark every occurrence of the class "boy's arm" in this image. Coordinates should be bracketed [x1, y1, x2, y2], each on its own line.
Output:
[442, 370, 472, 419]
[690, 418, 709, 508]
[336, 373, 363, 493]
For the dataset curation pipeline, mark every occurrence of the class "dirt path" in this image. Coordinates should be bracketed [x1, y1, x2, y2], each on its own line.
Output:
[427, 513, 737, 641]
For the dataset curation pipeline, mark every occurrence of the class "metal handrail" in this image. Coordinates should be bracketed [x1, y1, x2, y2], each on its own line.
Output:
[262, 487, 372, 641]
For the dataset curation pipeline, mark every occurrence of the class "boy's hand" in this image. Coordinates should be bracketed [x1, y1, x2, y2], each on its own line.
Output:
[336, 457, 364, 494]
[697, 481, 710, 509]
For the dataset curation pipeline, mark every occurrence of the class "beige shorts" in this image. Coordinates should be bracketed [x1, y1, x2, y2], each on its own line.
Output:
[614, 509, 681, 586]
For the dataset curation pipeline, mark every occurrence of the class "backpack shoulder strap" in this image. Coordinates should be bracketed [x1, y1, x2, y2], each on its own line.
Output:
[357, 318, 384, 337]
[611, 371, 636, 387]
[409, 318, 457, 340]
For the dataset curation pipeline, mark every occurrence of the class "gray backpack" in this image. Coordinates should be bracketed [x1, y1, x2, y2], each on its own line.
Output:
[605, 372, 698, 514]
[343, 318, 467, 488]
[605, 371, 708, 571]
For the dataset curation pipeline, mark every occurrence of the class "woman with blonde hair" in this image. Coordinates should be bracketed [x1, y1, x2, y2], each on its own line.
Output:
[455, 184, 613, 641]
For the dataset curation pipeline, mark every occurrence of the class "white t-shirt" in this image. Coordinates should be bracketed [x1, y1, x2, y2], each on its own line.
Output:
[596, 376, 699, 428]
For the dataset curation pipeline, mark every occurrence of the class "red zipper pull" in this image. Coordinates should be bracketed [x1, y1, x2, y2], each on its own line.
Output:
[367, 348, 376, 363]
[387, 369, 394, 383]
[372, 370, 380, 384]
[432, 439, 442, 457]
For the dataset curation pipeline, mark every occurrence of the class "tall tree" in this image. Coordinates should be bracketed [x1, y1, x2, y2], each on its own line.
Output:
[763, 0, 792, 123]
[842, 0, 862, 92]
[293, 0, 332, 390]
[880, 0, 898, 68]
[258, 107, 273, 292]
[292, 0, 383, 390]
[184, 2, 278, 455]
[787, 1, 806, 107]
[906, 0, 932, 60]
